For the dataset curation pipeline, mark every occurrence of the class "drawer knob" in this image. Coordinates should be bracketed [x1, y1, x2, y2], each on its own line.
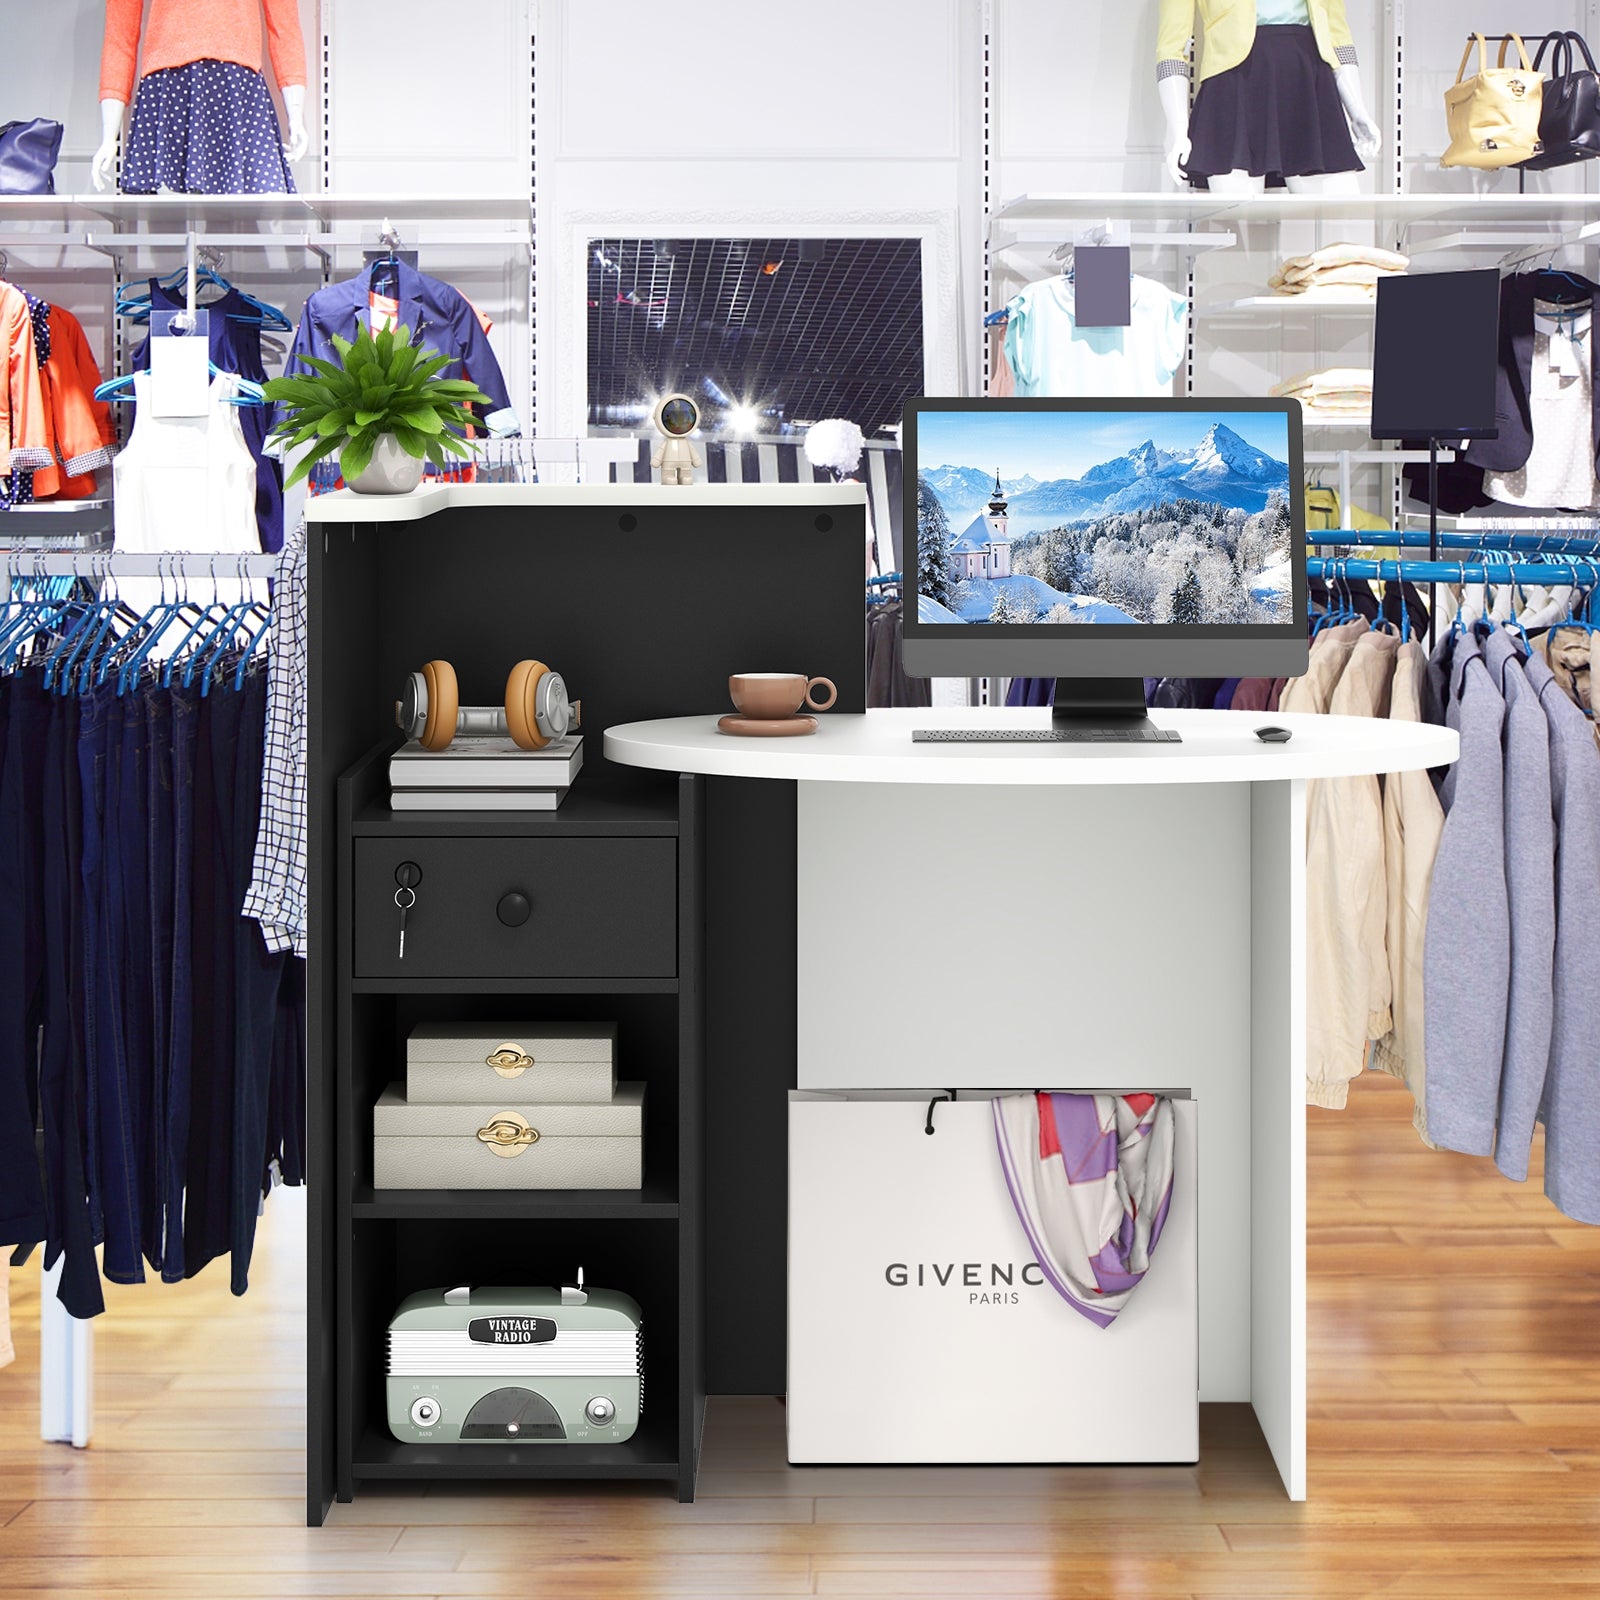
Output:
[477, 1111, 540, 1157]
[497, 891, 532, 927]
[487, 1045, 535, 1078]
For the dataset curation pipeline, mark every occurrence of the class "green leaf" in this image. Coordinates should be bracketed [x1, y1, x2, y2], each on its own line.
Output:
[315, 412, 349, 439]
[396, 407, 443, 435]
[390, 425, 429, 459]
[353, 409, 383, 427]
[329, 334, 354, 362]
[282, 432, 344, 490]
[339, 434, 376, 484]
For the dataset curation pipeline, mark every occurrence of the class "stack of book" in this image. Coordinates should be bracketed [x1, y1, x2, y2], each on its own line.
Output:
[388, 734, 584, 811]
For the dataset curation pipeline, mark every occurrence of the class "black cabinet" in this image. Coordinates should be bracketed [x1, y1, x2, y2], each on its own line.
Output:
[305, 492, 864, 1524]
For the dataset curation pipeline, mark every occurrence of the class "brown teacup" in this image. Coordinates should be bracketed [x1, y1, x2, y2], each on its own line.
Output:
[729, 672, 838, 720]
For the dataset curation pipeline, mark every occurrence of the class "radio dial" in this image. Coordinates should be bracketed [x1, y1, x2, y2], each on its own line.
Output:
[410, 1396, 441, 1428]
[585, 1396, 616, 1426]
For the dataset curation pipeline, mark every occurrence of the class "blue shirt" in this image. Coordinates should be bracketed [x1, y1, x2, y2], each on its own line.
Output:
[1256, 0, 1311, 24]
[282, 259, 518, 434]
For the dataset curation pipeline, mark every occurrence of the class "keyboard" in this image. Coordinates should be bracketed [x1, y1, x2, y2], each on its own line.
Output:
[911, 727, 1183, 744]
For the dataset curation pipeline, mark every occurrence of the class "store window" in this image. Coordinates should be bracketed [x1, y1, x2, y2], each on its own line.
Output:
[586, 236, 924, 439]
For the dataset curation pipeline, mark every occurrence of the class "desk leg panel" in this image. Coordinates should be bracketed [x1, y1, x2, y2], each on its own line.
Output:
[797, 780, 1255, 1408]
[1250, 778, 1308, 1500]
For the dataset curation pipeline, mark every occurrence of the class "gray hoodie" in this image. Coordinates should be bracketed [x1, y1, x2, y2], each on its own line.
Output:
[1484, 633, 1555, 1182]
[1529, 652, 1600, 1224]
[1424, 633, 1510, 1158]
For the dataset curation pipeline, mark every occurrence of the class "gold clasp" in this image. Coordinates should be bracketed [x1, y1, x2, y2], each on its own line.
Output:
[477, 1111, 540, 1157]
[486, 1044, 535, 1078]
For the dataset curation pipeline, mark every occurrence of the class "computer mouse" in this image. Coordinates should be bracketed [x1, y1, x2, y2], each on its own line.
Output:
[1254, 725, 1293, 744]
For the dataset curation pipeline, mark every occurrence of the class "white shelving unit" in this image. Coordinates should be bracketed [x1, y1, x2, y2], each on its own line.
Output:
[1195, 295, 1378, 318]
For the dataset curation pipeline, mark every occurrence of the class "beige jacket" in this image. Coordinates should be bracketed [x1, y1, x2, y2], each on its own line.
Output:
[1157, 0, 1360, 85]
[1369, 641, 1445, 1141]
[1295, 626, 1400, 1109]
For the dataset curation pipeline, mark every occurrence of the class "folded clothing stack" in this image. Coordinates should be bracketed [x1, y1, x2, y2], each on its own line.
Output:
[1268, 242, 1409, 300]
[1271, 367, 1374, 423]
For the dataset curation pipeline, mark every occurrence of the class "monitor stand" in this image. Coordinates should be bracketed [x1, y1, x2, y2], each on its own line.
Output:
[1046, 677, 1181, 743]
[910, 677, 1182, 744]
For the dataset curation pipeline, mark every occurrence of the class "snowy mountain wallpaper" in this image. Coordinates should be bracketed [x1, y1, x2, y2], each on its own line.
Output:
[915, 411, 1295, 627]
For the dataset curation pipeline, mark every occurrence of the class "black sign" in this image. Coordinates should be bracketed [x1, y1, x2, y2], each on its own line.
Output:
[468, 1316, 557, 1345]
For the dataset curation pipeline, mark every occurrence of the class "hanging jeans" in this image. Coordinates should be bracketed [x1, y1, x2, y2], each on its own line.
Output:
[230, 668, 288, 1292]
[161, 680, 199, 1282]
[39, 688, 103, 1319]
[80, 681, 143, 1283]
[0, 674, 48, 1249]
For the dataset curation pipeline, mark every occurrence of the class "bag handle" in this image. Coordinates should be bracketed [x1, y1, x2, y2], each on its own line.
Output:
[1458, 31, 1489, 86]
[1566, 29, 1598, 75]
[1495, 33, 1535, 72]
[1531, 31, 1568, 77]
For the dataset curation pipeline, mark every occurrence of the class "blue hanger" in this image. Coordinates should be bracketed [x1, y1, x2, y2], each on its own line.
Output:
[232, 603, 273, 692]
[118, 264, 291, 332]
[93, 367, 266, 406]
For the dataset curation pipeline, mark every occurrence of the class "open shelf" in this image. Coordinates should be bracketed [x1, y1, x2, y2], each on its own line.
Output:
[352, 1178, 679, 1220]
[354, 775, 681, 838]
[352, 1418, 681, 1482]
[1196, 295, 1378, 318]
[0, 192, 532, 230]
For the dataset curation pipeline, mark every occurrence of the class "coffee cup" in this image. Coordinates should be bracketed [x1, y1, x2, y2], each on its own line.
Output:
[729, 673, 838, 720]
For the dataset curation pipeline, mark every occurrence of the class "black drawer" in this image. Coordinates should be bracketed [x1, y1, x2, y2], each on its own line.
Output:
[353, 838, 677, 979]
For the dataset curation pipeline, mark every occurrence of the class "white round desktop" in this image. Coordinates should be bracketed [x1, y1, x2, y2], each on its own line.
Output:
[606, 706, 1460, 1501]
[605, 706, 1457, 785]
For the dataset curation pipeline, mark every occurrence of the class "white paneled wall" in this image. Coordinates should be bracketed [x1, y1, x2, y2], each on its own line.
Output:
[7, 0, 1598, 439]
[533, 0, 980, 432]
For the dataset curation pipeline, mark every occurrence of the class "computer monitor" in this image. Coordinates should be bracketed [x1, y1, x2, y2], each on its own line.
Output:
[903, 397, 1308, 726]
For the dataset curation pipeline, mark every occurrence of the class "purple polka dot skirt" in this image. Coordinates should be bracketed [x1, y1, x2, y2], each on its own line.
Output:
[121, 59, 296, 195]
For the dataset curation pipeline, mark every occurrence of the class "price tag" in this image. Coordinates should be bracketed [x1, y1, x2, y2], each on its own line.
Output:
[149, 308, 211, 418]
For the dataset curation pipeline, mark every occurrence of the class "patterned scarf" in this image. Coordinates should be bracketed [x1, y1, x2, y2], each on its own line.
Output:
[993, 1092, 1176, 1330]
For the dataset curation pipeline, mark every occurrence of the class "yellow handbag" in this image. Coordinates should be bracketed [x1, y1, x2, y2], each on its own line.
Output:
[1442, 33, 1544, 168]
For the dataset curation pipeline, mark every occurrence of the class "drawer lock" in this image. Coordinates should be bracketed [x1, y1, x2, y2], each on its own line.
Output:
[477, 1111, 540, 1157]
[486, 1045, 536, 1078]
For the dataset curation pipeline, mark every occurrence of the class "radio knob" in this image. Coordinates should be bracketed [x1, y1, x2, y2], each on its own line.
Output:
[410, 1396, 441, 1428]
[585, 1395, 616, 1426]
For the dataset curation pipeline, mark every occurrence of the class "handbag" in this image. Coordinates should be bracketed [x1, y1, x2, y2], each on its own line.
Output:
[0, 118, 63, 195]
[1521, 31, 1600, 169]
[1441, 33, 1544, 169]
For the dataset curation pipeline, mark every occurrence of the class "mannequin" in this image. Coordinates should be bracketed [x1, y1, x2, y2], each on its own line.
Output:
[1156, 0, 1380, 193]
[94, 0, 309, 194]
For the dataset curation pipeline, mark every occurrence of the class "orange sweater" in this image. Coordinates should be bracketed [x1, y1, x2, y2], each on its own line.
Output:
[100, 0, 307, 104]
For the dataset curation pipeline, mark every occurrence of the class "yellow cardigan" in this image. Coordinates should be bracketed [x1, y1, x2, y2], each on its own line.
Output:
[1156, 0, 1359, 85]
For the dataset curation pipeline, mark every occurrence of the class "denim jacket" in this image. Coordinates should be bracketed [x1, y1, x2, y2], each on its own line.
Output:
[283, 260, 518, 435]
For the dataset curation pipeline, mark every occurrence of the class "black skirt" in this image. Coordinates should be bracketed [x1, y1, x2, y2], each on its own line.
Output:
[1184, 24, 1362, 187]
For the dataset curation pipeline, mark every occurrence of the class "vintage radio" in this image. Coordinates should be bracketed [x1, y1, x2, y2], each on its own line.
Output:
[386, 1276, 642, 1444]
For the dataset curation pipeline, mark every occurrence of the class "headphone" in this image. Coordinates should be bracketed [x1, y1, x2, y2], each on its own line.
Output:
[397, 659, 576, 751]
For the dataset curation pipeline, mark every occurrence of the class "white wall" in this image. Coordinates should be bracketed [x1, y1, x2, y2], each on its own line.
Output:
[8, 0, 1599, 443]
[533, 0, 980, 433]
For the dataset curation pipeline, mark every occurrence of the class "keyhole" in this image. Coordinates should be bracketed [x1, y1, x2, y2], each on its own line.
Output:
[395, 861, 423, 889]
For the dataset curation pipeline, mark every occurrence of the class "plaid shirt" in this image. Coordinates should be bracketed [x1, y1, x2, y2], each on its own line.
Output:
[243, 520, 307, 956]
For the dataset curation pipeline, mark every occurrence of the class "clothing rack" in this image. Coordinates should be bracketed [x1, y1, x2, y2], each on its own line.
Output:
[5, 551, 279, 578]
[1308, 557, 1600, 585]
[1309, 529, 1600, 555]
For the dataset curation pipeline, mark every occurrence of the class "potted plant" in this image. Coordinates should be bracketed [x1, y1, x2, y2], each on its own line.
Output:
[263, 322, 493, 495]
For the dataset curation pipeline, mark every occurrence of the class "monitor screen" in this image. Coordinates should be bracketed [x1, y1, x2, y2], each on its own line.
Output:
[902, 398, 1307, 679]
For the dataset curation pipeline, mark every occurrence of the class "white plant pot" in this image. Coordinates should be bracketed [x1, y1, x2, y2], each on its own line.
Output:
[345, 433, 425, 495]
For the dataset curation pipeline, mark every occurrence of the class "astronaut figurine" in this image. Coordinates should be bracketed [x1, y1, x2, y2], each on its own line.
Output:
[651, 393, 704, 486]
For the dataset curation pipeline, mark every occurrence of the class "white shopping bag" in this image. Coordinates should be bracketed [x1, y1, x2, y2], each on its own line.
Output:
[787, 1091, 1198, 1464]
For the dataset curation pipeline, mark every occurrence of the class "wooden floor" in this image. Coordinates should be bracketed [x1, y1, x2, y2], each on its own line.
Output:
[1, 1073, 1598, 1598]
